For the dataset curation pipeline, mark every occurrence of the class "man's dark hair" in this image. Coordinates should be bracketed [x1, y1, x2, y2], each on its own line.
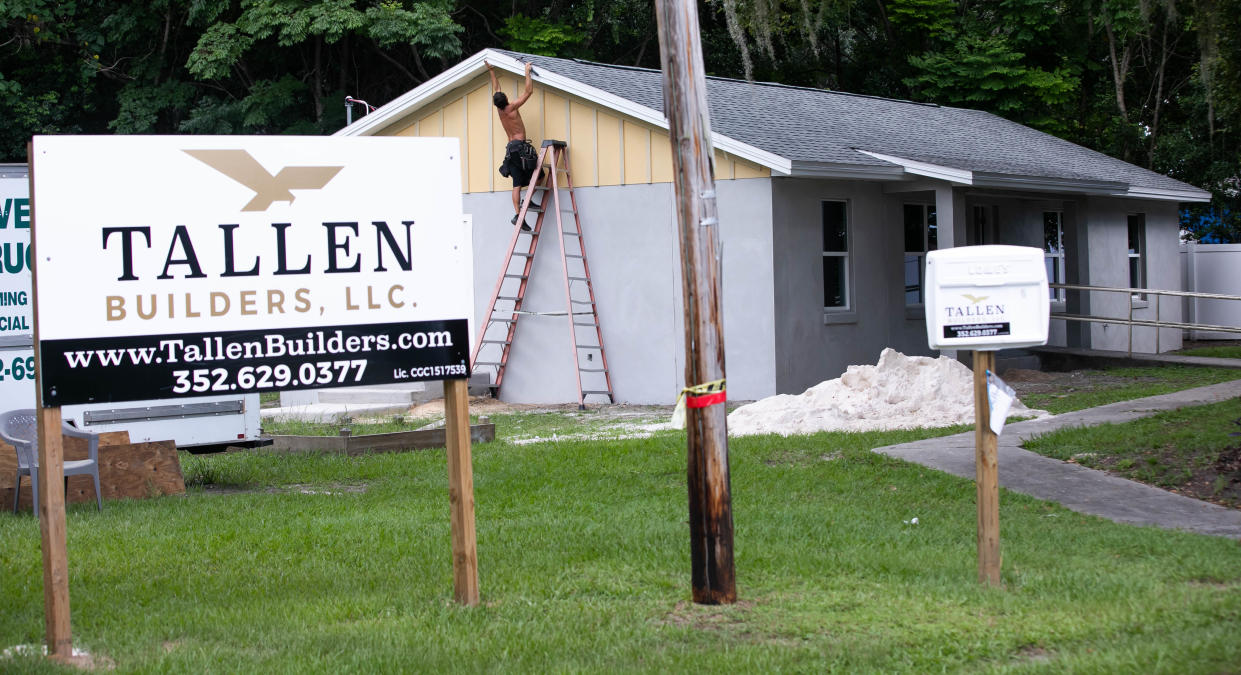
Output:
[493, 92, 508, 109]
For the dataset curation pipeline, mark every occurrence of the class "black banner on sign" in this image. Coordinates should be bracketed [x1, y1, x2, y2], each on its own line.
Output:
[943, 322, 1011, 340]
[38, 319, 470, 407]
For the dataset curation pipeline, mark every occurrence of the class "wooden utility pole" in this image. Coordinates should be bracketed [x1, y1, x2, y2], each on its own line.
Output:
[654, 0, 737, 605]
[972, 351, 1001, 586]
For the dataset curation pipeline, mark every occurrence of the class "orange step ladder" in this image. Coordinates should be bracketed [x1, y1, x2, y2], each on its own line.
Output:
[470, 140, 615, 409]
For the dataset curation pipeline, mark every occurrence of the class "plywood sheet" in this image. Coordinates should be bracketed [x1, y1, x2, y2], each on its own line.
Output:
[1, 437, 184, 512]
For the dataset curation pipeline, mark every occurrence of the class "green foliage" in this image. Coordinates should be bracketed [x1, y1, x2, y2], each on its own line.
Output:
[906, 34, 1078, 128]
[498, 14, 587, 56]
[365, 1, 462, 58]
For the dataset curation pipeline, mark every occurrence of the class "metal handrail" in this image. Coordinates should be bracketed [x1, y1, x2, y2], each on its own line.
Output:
[1049, 283, 1241, 356]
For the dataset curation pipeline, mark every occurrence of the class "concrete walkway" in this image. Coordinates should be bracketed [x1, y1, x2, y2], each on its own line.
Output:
[873, 379, 1241, 539]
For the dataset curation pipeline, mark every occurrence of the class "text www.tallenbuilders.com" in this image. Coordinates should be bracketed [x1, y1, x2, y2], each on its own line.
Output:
[61, 329, 453, 368]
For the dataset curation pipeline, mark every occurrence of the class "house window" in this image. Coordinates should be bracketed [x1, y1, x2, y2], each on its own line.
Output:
[822, 200, 849, 310]
[1127, 213, 1146, 299]
[903, 203, 937, 305]
[1043, 211, 1065, 302]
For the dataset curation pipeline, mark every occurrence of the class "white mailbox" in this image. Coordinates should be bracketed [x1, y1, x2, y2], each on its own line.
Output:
[925, 245, 1050, 351]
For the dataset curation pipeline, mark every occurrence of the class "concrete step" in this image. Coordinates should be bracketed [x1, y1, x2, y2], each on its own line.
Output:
[313, 382, 434, 404]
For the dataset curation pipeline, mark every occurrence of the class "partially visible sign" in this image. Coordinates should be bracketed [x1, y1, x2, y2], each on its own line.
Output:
[925, 245, 1049, 351]
[0, 166, 35, 413]
[0, 166, 32, 345]
[31, 136, 471, 406]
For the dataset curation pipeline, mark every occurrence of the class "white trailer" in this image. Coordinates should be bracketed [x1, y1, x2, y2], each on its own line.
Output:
[1, 164, 262, 450]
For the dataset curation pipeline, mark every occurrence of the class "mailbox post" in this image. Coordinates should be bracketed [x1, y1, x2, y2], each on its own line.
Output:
[924, 245, 1049, 586]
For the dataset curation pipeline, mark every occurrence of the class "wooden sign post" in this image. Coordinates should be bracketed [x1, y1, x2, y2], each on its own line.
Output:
[971, 350, 1001, 586]
[443, 377, 479, 606]
[34, 406, 74, 658]
[28, 150, 75, 661]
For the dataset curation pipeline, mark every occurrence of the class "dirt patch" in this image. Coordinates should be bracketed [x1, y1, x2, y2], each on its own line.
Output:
[197, 482, 370, 497]
[1087, 445, 1241, 509]
[662, 600, 756, 631]
[998, 368, 1141, 399]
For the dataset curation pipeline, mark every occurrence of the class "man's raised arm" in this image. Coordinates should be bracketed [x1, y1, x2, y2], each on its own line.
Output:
[511, 62, 535, 109]
[485, 61, 500, 92]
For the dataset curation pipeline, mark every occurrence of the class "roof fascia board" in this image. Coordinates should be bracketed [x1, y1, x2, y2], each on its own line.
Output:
[971, 172, 1127, 195]
[1125, 184, 1212, 202]
[337, 49, 793, 175]
[334, 50, 493, 137]
[855, 149, 973, 184]
[787, 160, 905, 180]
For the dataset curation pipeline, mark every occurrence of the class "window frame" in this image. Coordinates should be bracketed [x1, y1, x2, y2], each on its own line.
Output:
[1127, 213, 1147, 301]
[903, 202, 937, 307]
[821, 199, 851, 313]
[1043, 210, 1066, 304]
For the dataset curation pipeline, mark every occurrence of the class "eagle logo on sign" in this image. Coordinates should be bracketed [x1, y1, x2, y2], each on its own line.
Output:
[184, 149, 343, 212]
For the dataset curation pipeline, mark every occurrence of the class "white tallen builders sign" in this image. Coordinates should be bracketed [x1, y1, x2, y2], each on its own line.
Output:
[31, 135, 471, 406]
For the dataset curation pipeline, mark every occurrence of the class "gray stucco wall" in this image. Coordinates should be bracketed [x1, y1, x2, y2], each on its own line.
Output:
[1081, 197, 1183, 352]
[771, 178, 925, 394]
[465, 178, 776, 404]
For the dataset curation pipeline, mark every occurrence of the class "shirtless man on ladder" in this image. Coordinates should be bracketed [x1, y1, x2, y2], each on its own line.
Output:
[486, 60, 540, 231]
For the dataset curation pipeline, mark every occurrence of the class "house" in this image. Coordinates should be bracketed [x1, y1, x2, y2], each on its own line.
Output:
[336, 48, 1211, 404]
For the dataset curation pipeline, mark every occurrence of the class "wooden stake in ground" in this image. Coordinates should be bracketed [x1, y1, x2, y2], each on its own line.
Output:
[443, 377, 480, 605]
[28, 146, 74, 659]
[972, 350, 1001, 586]
[654, 0, 737, 605]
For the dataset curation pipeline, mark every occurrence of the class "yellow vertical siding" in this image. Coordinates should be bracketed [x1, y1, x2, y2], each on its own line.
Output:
[734, 159, 768, 179]
[623, 120, 650, 183]
[466, 84, 493, 193]
[596, 112, 623, 186]
[713, 150, 734, 180]
[568, 101, 597, 186]
[373, 80, 772, 192]
[417, 109, 442, 137]
[442, 97, 466, 187]
[651, 129, 674, 183]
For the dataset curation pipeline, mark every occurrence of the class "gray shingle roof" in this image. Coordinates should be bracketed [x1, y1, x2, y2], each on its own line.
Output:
[496, 49, 1204, 197]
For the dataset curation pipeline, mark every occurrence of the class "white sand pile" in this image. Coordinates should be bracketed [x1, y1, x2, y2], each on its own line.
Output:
[728, 348, 1047, 436]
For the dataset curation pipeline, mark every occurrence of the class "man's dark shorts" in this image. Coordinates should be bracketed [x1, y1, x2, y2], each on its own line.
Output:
[499, 139, 538, 188]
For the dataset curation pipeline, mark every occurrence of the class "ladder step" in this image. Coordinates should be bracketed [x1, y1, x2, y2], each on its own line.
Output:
[563, 231, 581, 237]
[474, 361, 502, 367]
[565, 254, 584, 259]
[503, 273, 529, 280]
[573, 321, 599, 326]
[576, 344, 601, 349]
[497, 295, 522, 301]
[481, 339, 511, 345]
[578, 367, 607, 373]
[570, 299, 595, 305]
[567, 275, 589, 281]
[487, 317, 517, 323]
[581, 390, 611, 395]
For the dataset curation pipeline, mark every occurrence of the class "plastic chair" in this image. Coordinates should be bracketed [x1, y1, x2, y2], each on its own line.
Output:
[2, 409, 103, 517]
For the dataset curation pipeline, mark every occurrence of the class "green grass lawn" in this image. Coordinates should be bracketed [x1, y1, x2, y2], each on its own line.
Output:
[1177, 345, 1241, 359]
[1024, 397, 1241, 507]
[1019, 365, 1241, 414]
[2, 426, 1240, 673]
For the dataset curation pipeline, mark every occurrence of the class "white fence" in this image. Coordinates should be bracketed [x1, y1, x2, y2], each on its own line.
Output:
[1181, 242, 1241, 339]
